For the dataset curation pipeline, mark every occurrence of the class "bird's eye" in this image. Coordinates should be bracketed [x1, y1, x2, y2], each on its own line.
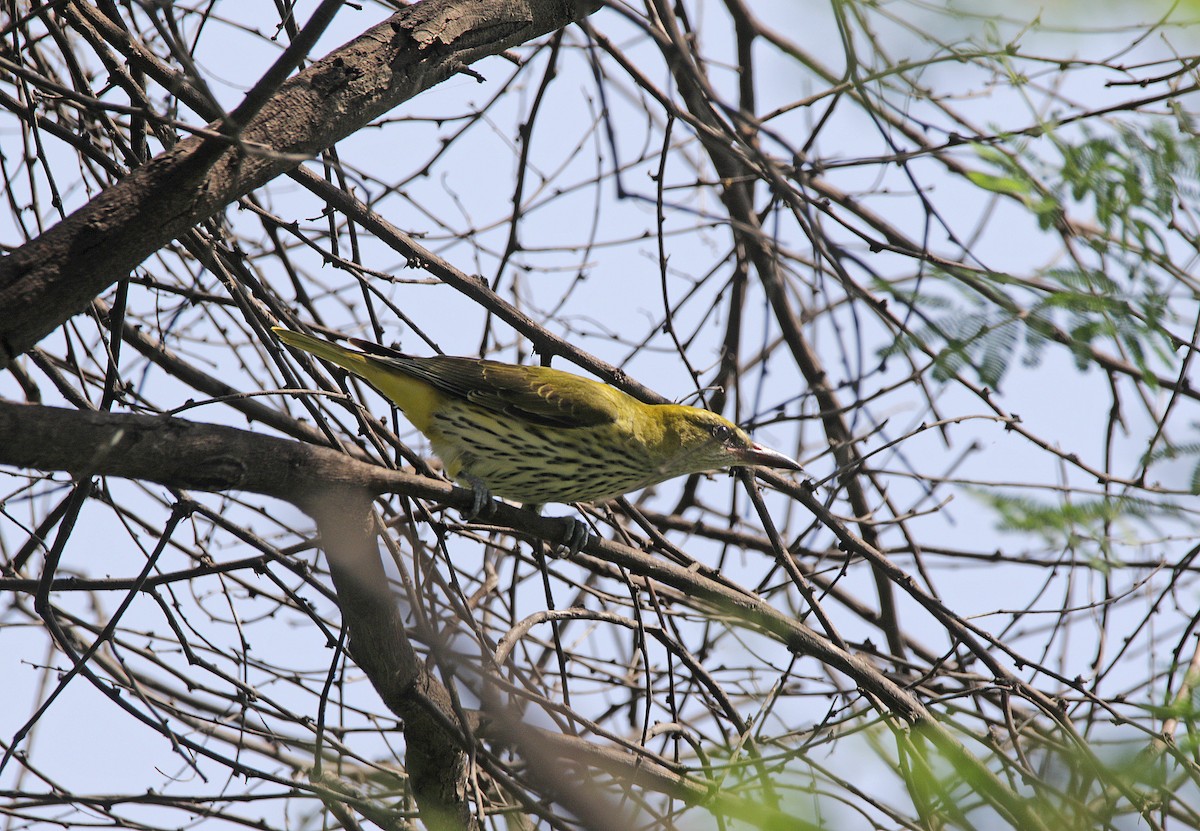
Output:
[711, 424, 732, 443]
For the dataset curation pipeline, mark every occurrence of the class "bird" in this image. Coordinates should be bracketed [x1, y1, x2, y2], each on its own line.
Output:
[272, 327, 803, 546]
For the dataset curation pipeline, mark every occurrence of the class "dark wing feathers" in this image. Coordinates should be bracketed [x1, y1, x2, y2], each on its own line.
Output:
[348, 338, 619, 428]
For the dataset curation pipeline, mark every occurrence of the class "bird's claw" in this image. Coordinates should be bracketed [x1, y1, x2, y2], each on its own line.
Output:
[461, 479, 495, 521]
[551, 517, 590, 559]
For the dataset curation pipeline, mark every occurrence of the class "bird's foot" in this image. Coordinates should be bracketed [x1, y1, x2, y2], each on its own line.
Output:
[552, 516, 591, 559]
[460, 477, 495, 521]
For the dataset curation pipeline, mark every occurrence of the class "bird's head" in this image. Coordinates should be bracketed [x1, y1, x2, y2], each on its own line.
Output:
[654, 405, 803, 478]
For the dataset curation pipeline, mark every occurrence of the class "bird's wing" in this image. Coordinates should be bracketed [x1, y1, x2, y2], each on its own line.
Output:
[350, 339, 620, 429]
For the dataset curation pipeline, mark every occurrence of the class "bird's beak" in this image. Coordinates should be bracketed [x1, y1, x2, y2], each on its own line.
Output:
[736, 442, 804, 471]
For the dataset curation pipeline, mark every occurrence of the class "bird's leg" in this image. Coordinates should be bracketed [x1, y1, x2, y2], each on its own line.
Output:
[522, 504, 590, 558]
[557, 516, 590, 558]
[459, 475, 495, 520]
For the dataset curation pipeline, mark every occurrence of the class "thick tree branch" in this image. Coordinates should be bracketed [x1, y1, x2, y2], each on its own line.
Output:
[309, 492, 477, 831]
[0, 0, 600, 368]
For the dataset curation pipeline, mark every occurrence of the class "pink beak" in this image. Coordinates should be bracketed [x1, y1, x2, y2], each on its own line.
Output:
[736, 442, 804, 471]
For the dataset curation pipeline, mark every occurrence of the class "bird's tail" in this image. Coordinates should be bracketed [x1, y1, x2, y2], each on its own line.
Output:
[271, 327, 439, 430]
[272, 327, 373, 376]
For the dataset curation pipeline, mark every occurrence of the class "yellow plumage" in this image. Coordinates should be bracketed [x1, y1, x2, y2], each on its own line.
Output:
[273, 327, 802, 507]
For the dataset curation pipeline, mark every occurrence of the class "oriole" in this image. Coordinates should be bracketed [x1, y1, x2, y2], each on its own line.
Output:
[273, 327, 802, 514]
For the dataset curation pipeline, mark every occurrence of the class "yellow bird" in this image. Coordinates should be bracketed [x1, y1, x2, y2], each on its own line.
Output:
[273, 327, 802, 515]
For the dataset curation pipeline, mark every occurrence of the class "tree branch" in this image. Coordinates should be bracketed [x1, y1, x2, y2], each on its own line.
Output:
[0, 0, 600, 368]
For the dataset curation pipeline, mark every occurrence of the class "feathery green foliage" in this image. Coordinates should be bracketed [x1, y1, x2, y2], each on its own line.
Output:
[880, 120, 1196, 389]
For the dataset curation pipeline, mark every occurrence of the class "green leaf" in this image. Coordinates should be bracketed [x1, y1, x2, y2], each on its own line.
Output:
[967, 169, 1032, 198]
